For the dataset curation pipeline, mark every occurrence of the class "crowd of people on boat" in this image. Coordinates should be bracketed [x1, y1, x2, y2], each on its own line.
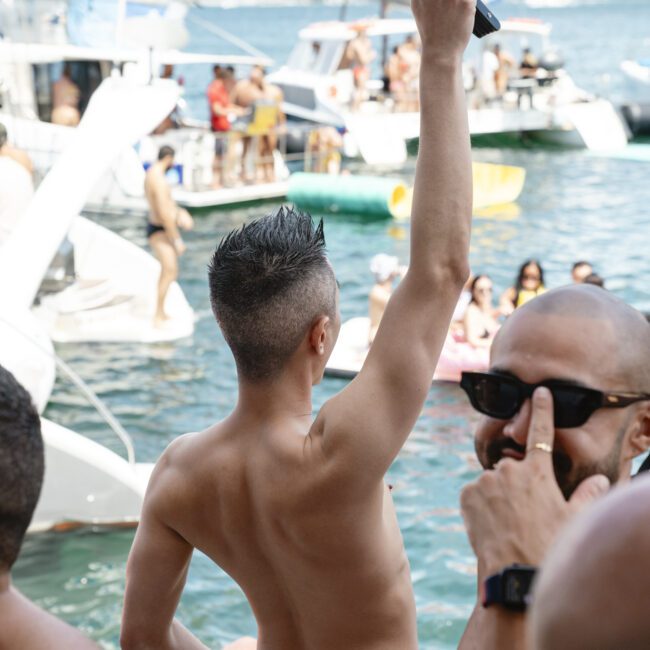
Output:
[205, 64, 286, 188]
[2, 2, 650, 650]
[336, 25, 423, 113]
[473, 42, 546, 107]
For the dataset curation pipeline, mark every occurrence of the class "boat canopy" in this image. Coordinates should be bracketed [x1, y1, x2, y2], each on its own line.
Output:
[498, 19, 552, 38]
[298, 18, 417, 43]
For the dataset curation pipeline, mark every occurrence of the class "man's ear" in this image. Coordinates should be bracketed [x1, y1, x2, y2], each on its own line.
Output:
[309, 315, 330, 356]
[628, 403, 650, 458]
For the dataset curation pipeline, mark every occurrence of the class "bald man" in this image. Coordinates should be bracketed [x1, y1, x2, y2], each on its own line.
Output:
[531, 475, 650, 649]
[458, 285, 650, 649]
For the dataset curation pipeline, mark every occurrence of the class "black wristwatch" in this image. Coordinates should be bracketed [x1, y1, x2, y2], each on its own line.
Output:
[481, 564, 537, 612]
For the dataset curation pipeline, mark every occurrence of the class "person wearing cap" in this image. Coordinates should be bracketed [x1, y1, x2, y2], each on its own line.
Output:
[368, 253, 404, 345]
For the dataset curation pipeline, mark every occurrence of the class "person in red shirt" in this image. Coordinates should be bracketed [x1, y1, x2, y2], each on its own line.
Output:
[207, 65, 235, 188]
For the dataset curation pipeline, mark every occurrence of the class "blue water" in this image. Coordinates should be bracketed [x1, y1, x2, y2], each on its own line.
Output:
[13, 1, 650, 648]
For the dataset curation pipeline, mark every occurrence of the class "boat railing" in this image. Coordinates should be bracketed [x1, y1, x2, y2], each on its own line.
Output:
[0, 314, 137, 465]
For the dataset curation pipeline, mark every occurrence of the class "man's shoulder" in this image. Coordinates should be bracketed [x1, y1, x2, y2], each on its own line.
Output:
[2, 588, 100, 649]
[156, 430, 213, 473]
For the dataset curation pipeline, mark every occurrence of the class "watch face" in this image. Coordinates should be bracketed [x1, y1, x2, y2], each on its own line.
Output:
[504, 568, 536, 607]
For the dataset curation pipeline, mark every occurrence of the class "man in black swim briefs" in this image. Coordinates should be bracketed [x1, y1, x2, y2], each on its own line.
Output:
[144, 145, 194, 327]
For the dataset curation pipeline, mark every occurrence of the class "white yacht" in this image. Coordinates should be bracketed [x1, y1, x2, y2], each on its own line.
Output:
[0, 30, 289, 215]
[0, 75, 184, 531]
[268, 16, 629, 163]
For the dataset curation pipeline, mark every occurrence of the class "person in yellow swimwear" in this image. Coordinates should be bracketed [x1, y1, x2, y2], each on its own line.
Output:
[499, 259, 546, 315]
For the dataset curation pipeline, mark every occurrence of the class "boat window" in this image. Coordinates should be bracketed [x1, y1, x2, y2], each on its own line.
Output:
[32, 60, 108, 122]
[286, 40, 346, 76]
[286, 41, 314, 71]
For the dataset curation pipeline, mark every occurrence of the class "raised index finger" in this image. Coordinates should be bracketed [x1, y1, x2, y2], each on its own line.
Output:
[525, 387, 556, 465]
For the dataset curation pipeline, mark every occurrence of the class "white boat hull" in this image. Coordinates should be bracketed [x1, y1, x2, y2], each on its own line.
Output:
[32, 216, 195, 343]
[30, 418, 152, 532]
[0, 309, 55, 414]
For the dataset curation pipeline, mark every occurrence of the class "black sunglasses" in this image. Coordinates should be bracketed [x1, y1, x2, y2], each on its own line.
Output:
[460, 371, 650, 429]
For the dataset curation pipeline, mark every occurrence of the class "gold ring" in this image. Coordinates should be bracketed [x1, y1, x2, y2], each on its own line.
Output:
[533, 442, 552, 454]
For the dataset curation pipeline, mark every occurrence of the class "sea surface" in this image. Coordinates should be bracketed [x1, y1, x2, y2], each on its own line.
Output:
[13, 1, 650, 648]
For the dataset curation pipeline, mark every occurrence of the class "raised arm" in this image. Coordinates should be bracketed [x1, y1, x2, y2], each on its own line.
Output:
[318, 0, 474, 480]
[121, 443, 208, 650]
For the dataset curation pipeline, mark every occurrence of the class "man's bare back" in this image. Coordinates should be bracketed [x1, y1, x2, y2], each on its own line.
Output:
[231, 78, 265, 111]
[122, 3, 475, 647]
[136, 413, 416, 649]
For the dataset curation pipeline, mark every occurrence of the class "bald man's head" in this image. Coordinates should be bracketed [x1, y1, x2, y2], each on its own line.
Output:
[474, 285, 650, 499]
[531, 476, 650, 649]
[492, 285, 650, 391]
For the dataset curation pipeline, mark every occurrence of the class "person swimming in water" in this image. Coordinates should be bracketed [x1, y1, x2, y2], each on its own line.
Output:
[499, 259, 546, 315]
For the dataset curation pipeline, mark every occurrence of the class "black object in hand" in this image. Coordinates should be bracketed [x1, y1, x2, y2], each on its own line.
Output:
[473, 0, 500, 38]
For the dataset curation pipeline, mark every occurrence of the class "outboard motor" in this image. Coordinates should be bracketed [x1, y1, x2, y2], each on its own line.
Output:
[538, 50, 564, 72]
[620, 103, 650, 137]
[537, 50, 564, 86]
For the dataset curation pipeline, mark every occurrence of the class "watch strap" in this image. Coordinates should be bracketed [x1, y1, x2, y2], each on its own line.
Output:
[482, 564, 537, 611]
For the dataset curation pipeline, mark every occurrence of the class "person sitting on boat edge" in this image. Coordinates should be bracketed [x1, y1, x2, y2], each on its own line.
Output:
[120, 2, 474, 648]
[499, 258, 546, 315]
[462, 274, 500, 349]
[458, 284, 650, 649]
[144, 145, 194, 328]
[0, 364, 101, 649]
[368, 253, 406, 345]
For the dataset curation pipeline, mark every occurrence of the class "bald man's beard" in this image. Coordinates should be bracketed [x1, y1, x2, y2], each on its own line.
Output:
[480, 430, 624, 500]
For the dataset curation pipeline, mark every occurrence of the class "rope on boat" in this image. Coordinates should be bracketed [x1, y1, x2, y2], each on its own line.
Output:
[0, 314, 137, 465]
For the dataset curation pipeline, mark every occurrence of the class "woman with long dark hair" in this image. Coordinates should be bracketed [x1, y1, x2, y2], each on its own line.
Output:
[463, 274, 500, 348]
[499, 259, 546, 315]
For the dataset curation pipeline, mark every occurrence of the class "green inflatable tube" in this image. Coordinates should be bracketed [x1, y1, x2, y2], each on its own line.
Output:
[287, 173, 409, 219]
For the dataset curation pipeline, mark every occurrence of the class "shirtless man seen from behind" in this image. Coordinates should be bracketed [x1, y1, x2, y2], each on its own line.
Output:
[340, 25, 376, 110]
[231, 66, 267, 182]
[144, 145, 194, 327]
[121, 2, 474, 648]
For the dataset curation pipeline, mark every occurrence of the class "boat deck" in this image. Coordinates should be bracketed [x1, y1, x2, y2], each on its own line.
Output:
[84, 180, 290, 217]
[174, 180, 290, 209]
